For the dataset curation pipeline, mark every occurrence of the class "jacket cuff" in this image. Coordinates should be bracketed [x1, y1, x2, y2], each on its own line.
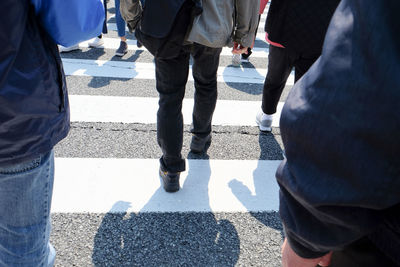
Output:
[286, 231, 330, 259]
[233, 33, 255, 48]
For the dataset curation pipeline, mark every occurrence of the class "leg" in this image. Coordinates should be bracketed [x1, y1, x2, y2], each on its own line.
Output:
[293, 53, 320, 82]
[191, 44, 222, 138]
[102, 0, 108, 34]
[115, 0, 128, 56]
[261, 45, 294, 115]
[0, 150, 55, 267]
[115, 0, 126, 39]
[189, 44, 221, 153]
[155, 49, 190, 173]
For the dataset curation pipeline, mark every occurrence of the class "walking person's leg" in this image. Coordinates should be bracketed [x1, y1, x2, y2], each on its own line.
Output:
[155, 49, 190, 192]
[293, 53, 320, 82]
[115, 0, 128, 56]
[0, 150, 56, 267]
[257, 45, 294, 131]
[190, 44, 222, 153]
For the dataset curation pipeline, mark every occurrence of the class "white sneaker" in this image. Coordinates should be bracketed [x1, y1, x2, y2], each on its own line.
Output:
[88, 37, 104, 48]
[58, 44, 79, 53]
[256, 110, 273, 132]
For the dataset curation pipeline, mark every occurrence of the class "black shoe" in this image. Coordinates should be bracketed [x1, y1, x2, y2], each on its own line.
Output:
[241, 47, 252, 61]
[159, 167, 180, 193]
[137, 40, 143, 48]
[115, 41, 128, 56]
[190, 134, 211, 153]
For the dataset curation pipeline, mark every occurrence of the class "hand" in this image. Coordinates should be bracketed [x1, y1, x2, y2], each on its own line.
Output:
[281, 238, 332, 267]
[232, 42, 248, 54]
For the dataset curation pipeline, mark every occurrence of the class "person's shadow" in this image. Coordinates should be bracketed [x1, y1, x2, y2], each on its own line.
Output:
[92, 155, 240, 266]
[87, 49, 144, 89]
[61, 44, 144, 89]
[228, 132, 285, 238]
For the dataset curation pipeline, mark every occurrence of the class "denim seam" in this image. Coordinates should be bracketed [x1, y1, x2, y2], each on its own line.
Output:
[41, 160, 51, 265]
[0, 158, 41, 175]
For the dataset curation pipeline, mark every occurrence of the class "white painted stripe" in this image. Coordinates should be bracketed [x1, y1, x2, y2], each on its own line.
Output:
[52, 158, 281, 213]
[69, 95, 285, 128]
[62, 58, 294, 85]
[79, 37, 269, 58]
[107, 23, 129, 32]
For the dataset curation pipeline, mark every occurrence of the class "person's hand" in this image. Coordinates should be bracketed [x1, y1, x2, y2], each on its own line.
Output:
[281, 238, 332, 267]
[232, 42, 248, 54]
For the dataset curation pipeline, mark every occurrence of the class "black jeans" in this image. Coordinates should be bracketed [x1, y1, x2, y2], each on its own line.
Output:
[262, 45, 319, 114]
[155, 44, 222, 173]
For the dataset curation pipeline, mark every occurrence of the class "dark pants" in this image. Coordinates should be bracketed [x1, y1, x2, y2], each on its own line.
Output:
[329, 236, 399, 267]
[155, 44, 222, 173]
[262, 45, 319, 114]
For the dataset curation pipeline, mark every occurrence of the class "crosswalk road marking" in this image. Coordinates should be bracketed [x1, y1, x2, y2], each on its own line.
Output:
[80, 37, 270, 57]
[55, 5, 287, 215]
[52, 158, 281, 213]
[53, 3, 285, 265]
[62, 58, 295, 85]
[69, 95, 284, 127]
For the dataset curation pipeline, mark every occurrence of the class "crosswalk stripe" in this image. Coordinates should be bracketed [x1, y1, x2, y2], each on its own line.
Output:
[51, 158, 281, 213]
[69, 95, 284, 127]
[62, 58, 294, 85]
[78, 37, 270, 58]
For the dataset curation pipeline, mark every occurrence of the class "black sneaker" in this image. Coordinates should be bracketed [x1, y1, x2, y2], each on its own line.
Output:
[241, 47, 252, 62]
[137, 40, 143, 48]
[115, 41, 128, 57]
[159, 167, 180, 193]
[190, 134, 211, 153]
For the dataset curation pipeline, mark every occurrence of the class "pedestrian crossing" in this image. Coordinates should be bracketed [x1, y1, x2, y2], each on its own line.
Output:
[51, 3, 285, 266]
[68, 95, 284, 127]
[52, 158, 281, 213]
[62, 58, 295, 84]
[78, 37, 270, 57]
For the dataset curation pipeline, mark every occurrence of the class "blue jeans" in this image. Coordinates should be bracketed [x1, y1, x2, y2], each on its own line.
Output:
[0, 150, 55, 267]
[115, 0, 126, 37]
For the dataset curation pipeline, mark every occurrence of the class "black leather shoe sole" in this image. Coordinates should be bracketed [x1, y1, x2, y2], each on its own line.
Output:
[159, 168, 180, 193]
[190, 134, 211, 153]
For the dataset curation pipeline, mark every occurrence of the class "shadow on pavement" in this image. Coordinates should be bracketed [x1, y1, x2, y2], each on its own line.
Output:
[229, 132, 285, 239]
[92, 157, 240, 266]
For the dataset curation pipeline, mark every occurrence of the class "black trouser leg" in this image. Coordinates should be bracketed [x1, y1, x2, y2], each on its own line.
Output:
[190, 44, 222, 138]
[293, 53, 320, 82]
[261, 45, 294, 115]
[155, 49, 190, 173]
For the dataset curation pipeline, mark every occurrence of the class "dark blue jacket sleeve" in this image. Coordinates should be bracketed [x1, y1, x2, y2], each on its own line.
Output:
[277, 0, 400, 258]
